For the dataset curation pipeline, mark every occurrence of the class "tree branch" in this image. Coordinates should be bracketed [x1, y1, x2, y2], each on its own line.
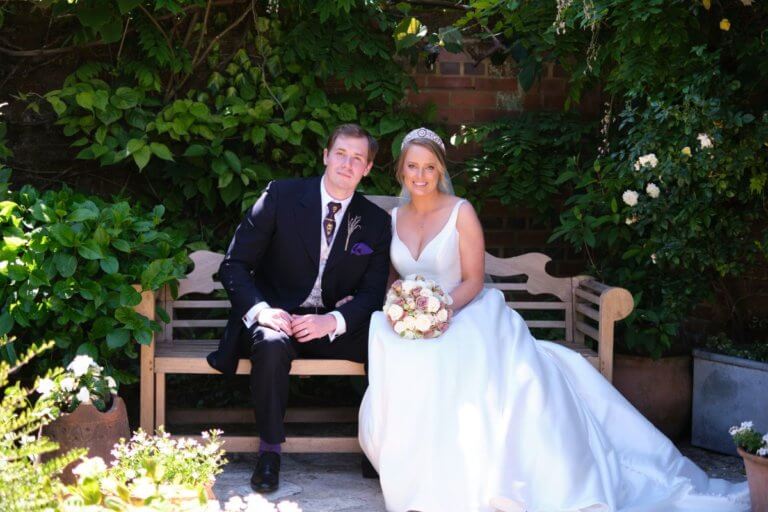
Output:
[0, 41, 104, 58]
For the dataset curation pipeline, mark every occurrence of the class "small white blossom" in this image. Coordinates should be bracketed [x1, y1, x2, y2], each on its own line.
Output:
[72, 456, 107, 479]
[651, 253, 658, 264]
[436, 309, 448, 322]
[36, 378, 56, 397]
[426, 296, 440, 313]
[403, 316, 417, 331]
[76, 386, 91, 404]
[68, 355, 95, 377]
[414, 314, 432, 333]
[757, 447, 768, 457]
[130, 476, 157, 500]
[625, 216, 638, 225]
[106, 376, 117, 390]
[393, 321, 406, 335]
[762, 433, 768, 445]
[646, 183, 660, 199]
[277, 502, 302, 512]
[633, 153, 658, 170]
[697, 133, 714, 149]
[418, 287, 433, 298]
[60, 377, 76, 392]
[225, 496, 247, 511]
[622, 190, 639, 207]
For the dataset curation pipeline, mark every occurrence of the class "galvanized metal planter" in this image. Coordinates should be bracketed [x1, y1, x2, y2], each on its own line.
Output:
[692, 349, 768, 455]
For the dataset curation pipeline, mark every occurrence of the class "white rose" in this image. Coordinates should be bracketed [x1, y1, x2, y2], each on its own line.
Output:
[436, 309, 448, 322]
[646, 182, 660, 198]
[633, 153, 658, 170]
[76, 387, 91, 404]
[387, 304, 404, 322]
[697, 133, 713, 149]
[426, 296, 440, 313]
[401, 280, 415, 294]
[403, 316, 417, 331]
[67, 355, 95, 377]
[418, 287, 433, 298]
[622, 190, 639, 207]
[60, 377, 76, 392]
[72, 456, 107, 479]
[415, 314, 432, 332]
[405, 298, 416, 310]
[36, 378, 55, 397]
[425, 279, 436, 288]
[403, 330, 416, 339]
[393, 321, 406, 335]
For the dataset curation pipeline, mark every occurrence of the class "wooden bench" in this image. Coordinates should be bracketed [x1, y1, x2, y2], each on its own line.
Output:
[136, 196, 634, 452]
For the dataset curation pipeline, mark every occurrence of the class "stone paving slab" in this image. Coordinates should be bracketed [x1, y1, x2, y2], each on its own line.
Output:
[213, 442, 746, 511]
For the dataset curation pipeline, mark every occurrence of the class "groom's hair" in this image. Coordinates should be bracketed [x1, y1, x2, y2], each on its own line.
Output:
[326, 124, 379, 163]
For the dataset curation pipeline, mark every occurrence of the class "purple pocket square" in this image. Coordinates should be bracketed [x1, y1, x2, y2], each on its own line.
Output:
[350, 242, 373, 255]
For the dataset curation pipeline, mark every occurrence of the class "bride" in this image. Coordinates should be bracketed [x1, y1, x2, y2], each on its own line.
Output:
[358, 127, 749, 512]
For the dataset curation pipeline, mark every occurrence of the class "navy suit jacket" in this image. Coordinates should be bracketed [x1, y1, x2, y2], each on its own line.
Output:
[207, 176, 392, 375]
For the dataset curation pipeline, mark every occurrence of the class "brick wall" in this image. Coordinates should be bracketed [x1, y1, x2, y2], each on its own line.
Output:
[404, 49, 597, 277]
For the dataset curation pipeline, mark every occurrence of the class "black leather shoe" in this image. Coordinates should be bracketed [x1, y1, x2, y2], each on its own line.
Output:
[250, 452, 281, 493]
[361, 455, 379, 479]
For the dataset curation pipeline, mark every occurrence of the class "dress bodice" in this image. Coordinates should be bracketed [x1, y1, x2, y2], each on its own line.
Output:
[390, 200, 465, 292]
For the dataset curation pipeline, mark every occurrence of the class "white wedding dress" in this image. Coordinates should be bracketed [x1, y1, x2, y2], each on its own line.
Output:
[358, 200, 749, 512]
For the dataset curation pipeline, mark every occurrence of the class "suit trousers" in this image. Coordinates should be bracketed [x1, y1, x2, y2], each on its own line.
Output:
[241, 311, 369, 444]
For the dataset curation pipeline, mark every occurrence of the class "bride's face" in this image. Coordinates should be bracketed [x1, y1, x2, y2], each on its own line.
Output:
[401, 144, 443, 198]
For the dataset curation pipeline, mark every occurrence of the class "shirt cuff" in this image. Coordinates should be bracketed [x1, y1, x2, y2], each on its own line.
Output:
[327, 311, 347, 342]
[242, 301, 270, 328]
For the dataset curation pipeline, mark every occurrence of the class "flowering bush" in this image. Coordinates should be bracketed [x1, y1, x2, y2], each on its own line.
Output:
[109, 427, 226, 488]
[384, 275, 453, 339]
[35, 354, 117, 413]
[729, 421, 768, 457]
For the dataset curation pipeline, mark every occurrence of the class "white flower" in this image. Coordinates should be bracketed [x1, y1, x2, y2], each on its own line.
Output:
[405, 298, 416, 310]
[403, 330, 416, 340]
[436, 309, 448, 322]
[60, 377, 76, 392]
[72, 456, 107, 479]
[758, 447, 768, 457]
[625, 216, 638, 225]
[426, 296, 440, 313]
[67, 355, 95, 377]
[36, 378, 56, 397]
[76, 387, 91, 404]
[130, 476, 157, 500]
[651, 253, 658, 264]
[225, 496, 246, 511]
[418, 287, 433, 298]
[393, 321, 406, 335]
[414, 314, 432, 333]
[387, 304, 404, 322]
[762, 433, 768, 445]
[277, 501, 302, 512]
[697, 133, 714, 149]
[106, 376, 117, 390]
[401, 280, 415, 294]
[633, 153, 658, 170]
[622, 190, 639, 207]
[645, 183, 660, 198]
[403, 316, 417, 331]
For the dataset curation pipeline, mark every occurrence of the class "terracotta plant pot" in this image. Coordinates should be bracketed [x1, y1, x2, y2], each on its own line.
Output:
[613, 354, 692, 440]
[44, 395, 130, 484]
[738, 447, 768, 512]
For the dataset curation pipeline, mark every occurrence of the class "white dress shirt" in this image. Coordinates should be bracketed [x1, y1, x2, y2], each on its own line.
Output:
[242, 177, 350, 341]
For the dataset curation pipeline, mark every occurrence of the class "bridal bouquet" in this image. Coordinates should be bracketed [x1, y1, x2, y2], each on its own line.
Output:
[384, 274, 453, 339]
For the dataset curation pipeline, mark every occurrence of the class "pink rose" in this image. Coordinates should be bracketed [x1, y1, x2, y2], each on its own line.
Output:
[438, 322, 449, 332]
[394, 297, 405, 306]
[391, 280, 403, 293]
[411, 286, 422, 298]
[415, 296, 429, 310]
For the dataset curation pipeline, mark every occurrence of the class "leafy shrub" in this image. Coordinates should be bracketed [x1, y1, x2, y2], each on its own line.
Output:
[0, 182, 188, 380]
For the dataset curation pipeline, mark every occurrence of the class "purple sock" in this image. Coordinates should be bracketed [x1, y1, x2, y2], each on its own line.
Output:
[259, 439, 282, 454]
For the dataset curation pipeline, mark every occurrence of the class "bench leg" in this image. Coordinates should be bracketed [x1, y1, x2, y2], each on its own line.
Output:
[140, 364, 154, 433]
[155, 372, 166, 430]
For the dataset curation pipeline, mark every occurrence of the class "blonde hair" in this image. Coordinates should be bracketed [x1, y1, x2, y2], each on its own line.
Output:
[395, 138, 452, 194]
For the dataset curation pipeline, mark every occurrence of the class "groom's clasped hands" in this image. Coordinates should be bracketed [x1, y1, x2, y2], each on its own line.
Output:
[256, 306, 348, 342]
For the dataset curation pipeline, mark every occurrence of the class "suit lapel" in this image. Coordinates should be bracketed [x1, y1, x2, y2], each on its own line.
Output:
[324, 192, 362, 274]
[295, 177, 321, 267]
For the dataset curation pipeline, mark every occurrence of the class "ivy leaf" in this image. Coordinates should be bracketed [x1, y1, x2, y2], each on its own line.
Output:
[67, 208, 99, 222]
[183, 144, 208, 157]
[112, 239, 131, 253]
[78, 240, 103, 260]
[218, 171, 234, 189]
[224, 150, 241, 173]
[133, 146, 152, 170]
[53, 253, 77, 278]
[306, 90, 328, 109]
[307, 121, 326, 137]
[100, 256, 119, 274]
[150, 142, 174, 161]
[106, 328, 130, 349]
[76, 92, 94, 111]
[119, 286, 142, 307]
[250, 126, 266, 145]
[48, 224, 77, 247]
[267, 123, 289, 141]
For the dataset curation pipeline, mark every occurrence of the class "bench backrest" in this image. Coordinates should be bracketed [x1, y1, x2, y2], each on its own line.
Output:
[156, 195, 617, 348]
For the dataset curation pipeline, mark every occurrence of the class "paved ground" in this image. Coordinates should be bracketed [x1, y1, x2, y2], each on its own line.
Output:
[212, 441, 746, 511]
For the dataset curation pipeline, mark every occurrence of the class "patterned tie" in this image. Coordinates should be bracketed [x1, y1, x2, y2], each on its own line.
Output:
[324, 201, 342, 246]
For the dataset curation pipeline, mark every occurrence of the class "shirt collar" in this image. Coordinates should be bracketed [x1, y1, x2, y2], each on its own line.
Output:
[320, 176, 353, 214]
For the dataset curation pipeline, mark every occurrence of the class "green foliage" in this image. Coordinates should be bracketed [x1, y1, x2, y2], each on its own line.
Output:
[729, 421, 767, 456]
[0, 338, 86, 512]
[452, 113, 596, 214]
[0, 181, 188, 380]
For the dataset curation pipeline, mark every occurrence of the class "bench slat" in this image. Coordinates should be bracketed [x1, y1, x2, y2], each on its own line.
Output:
[168, 407, 358, 424]
[575, 288, 601, 305]
[172, 435, 362, 453]
[575, 303, 600, 322]
[527, 320, 566, 328]
[506, 301, 567, 310]
[172, 320, 227, 327]
[576, 320, 600, 341]
[173, 300, 231, 308]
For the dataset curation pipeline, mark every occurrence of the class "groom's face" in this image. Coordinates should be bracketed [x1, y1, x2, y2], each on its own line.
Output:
[323, 135, 373, 197]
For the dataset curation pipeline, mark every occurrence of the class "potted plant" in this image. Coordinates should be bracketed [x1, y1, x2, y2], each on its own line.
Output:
[61, 427, 227, 509]
[39, 354, 129, 482]
[729, 421, 768, 511]
[692, 334, 768, 454]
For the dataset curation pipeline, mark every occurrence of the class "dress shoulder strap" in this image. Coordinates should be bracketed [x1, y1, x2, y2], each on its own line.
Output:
[448, 199, 466, 227]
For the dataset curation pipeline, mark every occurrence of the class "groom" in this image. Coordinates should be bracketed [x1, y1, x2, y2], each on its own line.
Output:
[207, 124, 391, 492]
